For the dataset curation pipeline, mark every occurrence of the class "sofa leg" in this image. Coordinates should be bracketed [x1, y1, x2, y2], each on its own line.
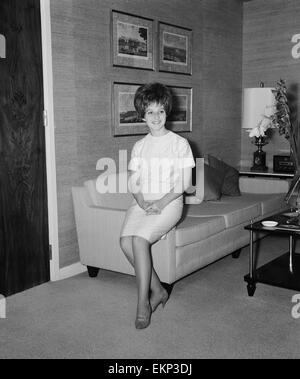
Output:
[247, 282, 256, 297]
[232, 249, 241, 259]
[87, 266, 100, 278]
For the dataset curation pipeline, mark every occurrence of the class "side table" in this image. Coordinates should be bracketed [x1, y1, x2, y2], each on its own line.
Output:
[244, 212, 300, 296]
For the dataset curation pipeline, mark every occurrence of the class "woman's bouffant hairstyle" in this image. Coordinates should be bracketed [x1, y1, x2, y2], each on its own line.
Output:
[134, 82, 173, 119]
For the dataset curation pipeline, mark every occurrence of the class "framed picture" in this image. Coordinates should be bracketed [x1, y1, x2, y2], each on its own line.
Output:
[112, 82, 148, 136]
[167, 86, 192, 132]
[111, 10, 154, 70]
[112, 82, 192, 136]
[158, 22, 192, 75]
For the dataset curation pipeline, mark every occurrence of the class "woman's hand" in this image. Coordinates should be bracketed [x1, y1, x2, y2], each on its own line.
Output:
[137, 199, 153, 211]
[145, 199, 165, 215]
[133, 192, 152, 211]
[145, 203, 161, 215]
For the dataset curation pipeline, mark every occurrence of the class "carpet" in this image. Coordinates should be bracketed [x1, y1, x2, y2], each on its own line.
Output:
[0, 235, 299, 359]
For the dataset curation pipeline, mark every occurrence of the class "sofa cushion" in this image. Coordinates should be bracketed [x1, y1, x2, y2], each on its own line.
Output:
[84, 176, 133, 210]
[241, 192, 287, 216]
[176, 216, 226, 247]
[185, 194, 262, 228]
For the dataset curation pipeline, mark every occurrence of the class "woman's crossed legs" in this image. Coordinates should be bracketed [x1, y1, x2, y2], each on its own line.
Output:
[120, 236, 168, 328]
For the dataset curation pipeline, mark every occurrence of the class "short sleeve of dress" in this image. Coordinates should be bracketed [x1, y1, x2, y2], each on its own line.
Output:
[177, 139, 195, 169]
[128, 141, 141, 172]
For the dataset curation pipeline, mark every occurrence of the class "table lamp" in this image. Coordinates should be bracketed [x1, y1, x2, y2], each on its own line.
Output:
[242, 83, 275, 171]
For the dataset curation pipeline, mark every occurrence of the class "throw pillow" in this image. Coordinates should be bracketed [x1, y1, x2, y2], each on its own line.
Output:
[207, 155, 241, 196]
[203, 163, 224, 200]
[184, 162, 223, 201]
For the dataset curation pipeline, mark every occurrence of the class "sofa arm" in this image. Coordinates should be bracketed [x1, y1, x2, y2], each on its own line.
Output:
[239, 176, 290, 194]
[72, 187, 134, 275]
[185, 195, 203, 205]
[184, 158, 204, 204]
[72, 187, 177, 283]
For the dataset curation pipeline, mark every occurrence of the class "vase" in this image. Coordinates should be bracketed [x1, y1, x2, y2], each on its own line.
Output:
[251, 136, 268, 172]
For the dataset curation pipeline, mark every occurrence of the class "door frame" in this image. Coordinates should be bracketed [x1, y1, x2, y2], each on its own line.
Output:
[40, 0, 60, 281]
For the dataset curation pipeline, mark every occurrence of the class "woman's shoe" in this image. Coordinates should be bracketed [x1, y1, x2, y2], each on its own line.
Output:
[135, 304, 152, 330]
[150, 289, 169, 313]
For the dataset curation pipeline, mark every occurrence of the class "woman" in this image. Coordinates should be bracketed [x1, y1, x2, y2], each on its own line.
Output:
[120, 82, 195, 329]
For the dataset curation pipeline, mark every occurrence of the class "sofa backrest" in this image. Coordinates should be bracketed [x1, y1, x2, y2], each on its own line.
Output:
[239, 176, 289, 194]
[84, 171, 133, 209]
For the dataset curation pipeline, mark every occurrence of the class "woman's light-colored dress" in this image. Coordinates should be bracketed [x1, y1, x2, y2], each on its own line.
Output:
[120, 131, 195, 244]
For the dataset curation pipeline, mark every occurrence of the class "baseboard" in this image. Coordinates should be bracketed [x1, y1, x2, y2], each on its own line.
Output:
[59, 262, 87, 281]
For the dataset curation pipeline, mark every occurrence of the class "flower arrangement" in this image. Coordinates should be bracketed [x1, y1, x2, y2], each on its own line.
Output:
[245, 88, 275, 147]
[247, 118, 273, 139]
[246, 114, 274, 139]
[246, 116, 274, 163]
[270, 79, 299, 168]
[269, 79, 300, 203]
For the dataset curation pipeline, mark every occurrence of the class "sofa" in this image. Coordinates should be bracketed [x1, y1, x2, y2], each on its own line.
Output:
[72, 160, 290, 284]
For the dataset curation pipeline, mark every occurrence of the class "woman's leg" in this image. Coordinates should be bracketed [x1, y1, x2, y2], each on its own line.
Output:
[132, 236, 152, 312]
[120, 236, 168, 311]
[120, 236, 135, 266]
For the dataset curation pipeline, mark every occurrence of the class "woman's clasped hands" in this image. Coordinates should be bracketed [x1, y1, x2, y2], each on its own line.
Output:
[145, 202, 162, 215]
[139, 199, 163, 215]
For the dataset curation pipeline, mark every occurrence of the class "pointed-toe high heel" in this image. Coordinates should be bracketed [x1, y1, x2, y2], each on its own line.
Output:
[151, 290, 169, 313]
[135, 304, 152, 330]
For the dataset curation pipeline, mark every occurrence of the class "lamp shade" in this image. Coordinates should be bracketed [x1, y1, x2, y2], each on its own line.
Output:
[242, 87, 275, 129]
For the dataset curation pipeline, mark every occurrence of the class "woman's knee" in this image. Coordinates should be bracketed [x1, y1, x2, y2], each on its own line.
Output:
[132, 236, 150, 250]
[120, 236, 132, 253]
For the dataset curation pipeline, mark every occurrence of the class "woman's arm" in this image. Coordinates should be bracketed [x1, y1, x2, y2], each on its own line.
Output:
[128, 170, 152, 210]
[132, 192, 151, 211]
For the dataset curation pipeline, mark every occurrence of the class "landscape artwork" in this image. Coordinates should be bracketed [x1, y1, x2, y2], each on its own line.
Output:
[112, 11, 154, 70]
[168, 94, 187, 122]
[159, 22, 192, 74]
[113, 83, 148, 136]
[166, 87, 192, 132]
[117, 21, 148, 59]
[162, 32, 187, 66]
[113, 83, 192, 135]
[119, 91, 140, 125]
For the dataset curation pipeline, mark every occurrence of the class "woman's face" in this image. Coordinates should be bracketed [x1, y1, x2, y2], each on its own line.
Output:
[143, 102, 167, 134]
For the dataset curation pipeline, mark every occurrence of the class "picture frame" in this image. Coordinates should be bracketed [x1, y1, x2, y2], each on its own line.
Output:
[167, 86, 192, 132]
[111, 10, 154, 70]
[158, 22, 192, 75]
[112, 82, 148, 136]
[112, 82, 192, 136]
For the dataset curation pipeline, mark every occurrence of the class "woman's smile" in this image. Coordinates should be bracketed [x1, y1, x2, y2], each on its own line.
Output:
[144, 102, 167, 136]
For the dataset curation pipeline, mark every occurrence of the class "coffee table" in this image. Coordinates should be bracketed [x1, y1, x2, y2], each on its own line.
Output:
[244, 211, 300, 296]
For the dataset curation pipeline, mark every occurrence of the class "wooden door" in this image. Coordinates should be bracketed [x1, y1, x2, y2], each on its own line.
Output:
[0, 0, 50, 296]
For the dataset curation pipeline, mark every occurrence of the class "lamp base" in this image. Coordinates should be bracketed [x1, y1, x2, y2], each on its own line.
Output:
[251, 149, 268, 172]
